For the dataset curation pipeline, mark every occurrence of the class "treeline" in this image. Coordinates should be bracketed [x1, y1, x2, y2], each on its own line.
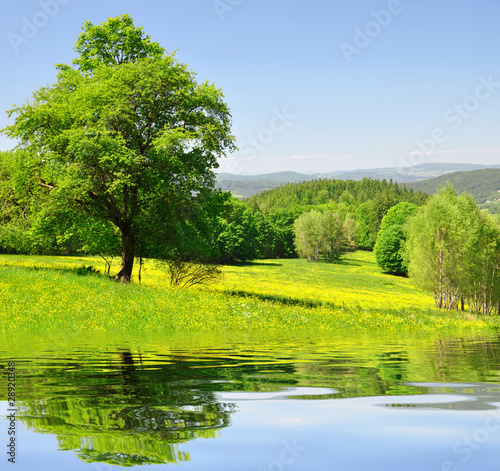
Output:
[0, 162, 428, 265]
[245, 177, 428, 253]
[214, 177, 429, 263]
[247, 177, 428, 211]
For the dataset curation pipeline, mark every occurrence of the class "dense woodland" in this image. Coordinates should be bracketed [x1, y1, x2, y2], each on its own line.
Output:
[244, 177, 428, 257]
[246, 177, 428, 211]
[409, 168, 500, 215]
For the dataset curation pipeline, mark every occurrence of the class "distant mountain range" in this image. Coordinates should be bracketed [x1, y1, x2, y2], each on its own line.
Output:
[216, 163, 500, 198]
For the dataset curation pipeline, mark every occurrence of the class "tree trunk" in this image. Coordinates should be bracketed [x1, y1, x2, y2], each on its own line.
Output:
[138, 253, 143, 283]
[116, 224, 135, 283]
[438, 247, 444, 309]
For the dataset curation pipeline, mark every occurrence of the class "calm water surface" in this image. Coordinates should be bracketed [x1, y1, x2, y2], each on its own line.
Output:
[1, 330, 500, 470]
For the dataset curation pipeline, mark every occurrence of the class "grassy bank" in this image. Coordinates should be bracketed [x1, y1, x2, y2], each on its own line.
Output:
[0, 252, 498, 332]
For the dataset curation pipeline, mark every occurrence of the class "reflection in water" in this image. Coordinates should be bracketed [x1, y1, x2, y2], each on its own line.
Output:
[1, 331, 500, 469]
[15, 349, 237, 466]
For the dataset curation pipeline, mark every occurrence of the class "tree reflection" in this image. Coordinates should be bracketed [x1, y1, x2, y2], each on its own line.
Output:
[17, 349, 237, 467]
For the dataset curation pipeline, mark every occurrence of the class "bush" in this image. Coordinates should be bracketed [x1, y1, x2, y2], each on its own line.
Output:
[374, 225, 406, 275]
[166, 259, 223, 288]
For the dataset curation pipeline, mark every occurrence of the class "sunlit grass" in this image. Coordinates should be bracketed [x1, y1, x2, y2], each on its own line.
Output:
[215, 251, 436, 312]
[0, 251, 498, 332]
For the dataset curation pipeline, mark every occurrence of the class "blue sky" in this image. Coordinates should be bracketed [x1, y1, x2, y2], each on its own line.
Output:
[1, 0, 500, 174]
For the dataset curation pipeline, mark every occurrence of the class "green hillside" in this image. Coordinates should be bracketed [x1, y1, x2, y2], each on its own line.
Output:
[246, 177, 428, 212]
[409, 168, 500, 213]
[216, 164, 500, 198]
[328, 162, 493, 183]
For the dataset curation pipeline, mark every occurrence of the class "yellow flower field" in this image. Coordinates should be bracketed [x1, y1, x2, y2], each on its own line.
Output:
[0, 251, 497, 332]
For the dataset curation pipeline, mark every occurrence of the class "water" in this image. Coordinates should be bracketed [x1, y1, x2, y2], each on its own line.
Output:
[1, 330, 500, 470]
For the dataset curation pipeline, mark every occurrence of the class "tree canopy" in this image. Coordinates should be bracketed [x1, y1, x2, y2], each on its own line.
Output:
[293, 209, 346, 262]
[1, 15, 235, 281]
[245, 177, 428, 250]
[374, 202, 417, 275]
[404, 185, 500, 314]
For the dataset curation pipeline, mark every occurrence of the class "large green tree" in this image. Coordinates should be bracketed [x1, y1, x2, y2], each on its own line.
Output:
[1, 15, 235, 281]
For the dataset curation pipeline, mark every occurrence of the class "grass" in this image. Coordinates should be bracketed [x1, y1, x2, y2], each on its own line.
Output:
[215, 251, 437, 312]
[0, 251, 498, 332]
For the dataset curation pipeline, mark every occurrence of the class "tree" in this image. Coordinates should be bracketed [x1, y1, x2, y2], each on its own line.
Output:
[293, 210, 322, 261]
[268, 209, 296, 258]
[457, 197, 500, 315]
[73, 15, 165, 72]
[211, 198, 258, 263]
[374, 225, 406, 275]
[404, 185, 500, 314]
[321, 211, 346, 262]
[253, 211, 276, 259]
[293, 210, 346, 262]
[0, 151, 30, 253]
[374, 202, 417, 275]
[379, 202, 418, 231]
[2, 15, 235, 281]
[369, 190, 392, 237]
[355, 202, 375, 250]
[343, 212, 359, 258]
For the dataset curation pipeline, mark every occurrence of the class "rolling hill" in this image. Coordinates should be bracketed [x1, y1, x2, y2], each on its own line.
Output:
[216, 163, 500, 198]
[215, 171, 319, 198]
[408, 168, 500, 213]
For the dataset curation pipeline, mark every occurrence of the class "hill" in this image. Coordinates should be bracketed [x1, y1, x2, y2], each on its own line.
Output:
[408, 168, 500, 213]
[245, 176, 428, 213]
[215, 171, 318, 198]
[216, 163, 500, 198]
[326, 162, 496, 182]
[241, 176, 429, 253]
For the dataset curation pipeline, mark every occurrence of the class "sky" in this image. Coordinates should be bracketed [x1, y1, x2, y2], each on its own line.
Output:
[1, 0, 500, 175]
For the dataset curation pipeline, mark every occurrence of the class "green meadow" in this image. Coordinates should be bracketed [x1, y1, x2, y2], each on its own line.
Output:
[1, 251, 498, 332]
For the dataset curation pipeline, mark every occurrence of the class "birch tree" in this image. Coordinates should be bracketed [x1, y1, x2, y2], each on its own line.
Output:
[404, 185, 500, 314]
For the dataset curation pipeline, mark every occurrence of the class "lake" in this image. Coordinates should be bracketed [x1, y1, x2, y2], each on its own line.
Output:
[1, 329, 500, 470]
